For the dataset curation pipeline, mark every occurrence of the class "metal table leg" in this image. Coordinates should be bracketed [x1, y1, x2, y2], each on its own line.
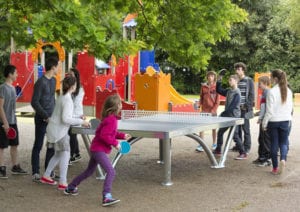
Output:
[217, 125, 236, 168]
[162, 137, 173, 186]
[186, 134, 218, 167]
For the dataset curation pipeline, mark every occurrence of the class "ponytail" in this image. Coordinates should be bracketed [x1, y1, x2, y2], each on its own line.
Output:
[271, 69, 287, 103]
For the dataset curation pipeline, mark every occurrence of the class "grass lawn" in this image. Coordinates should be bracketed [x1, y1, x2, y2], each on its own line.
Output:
[182, 94, 199, 100]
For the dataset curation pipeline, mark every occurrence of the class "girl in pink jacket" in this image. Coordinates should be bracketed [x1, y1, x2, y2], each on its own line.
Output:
[65, 94, 131, 207]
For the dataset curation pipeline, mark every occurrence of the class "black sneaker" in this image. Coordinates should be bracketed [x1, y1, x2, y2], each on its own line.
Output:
[257, 160, 272, 167]
[102, 195, 120, 207]
[50, 171, 60, 180]
[11, 164, 28, 175]
[64, 187, 79, 196]
[0, 166, 8, 179]
[252, 158, 261, 164]
[213, 149, 222, 156]
[70, 154, 82, 163]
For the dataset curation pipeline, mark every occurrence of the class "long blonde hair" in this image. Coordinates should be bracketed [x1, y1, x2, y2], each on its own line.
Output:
[101, 94, 121, 118]
[271, 69, 288, 103]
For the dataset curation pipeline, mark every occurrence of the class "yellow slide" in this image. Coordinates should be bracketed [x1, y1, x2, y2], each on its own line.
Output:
[169, 85, 194, 104]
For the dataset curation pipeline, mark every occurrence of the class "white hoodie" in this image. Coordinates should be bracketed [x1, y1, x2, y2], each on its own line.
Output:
[262, 84, 293, 128]
[46, 92, 84, 143]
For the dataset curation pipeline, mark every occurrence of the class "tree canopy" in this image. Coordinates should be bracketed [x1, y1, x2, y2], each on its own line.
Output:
[0, 0, 247, 67]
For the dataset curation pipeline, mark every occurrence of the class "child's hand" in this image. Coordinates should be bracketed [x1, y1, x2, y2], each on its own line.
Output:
[82, 121, 91, 128]
[115, 143, 121, 151]
[125, 134, 132, 140]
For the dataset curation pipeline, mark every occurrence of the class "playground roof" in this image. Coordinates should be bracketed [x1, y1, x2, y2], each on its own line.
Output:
[95, 59, 110, 69]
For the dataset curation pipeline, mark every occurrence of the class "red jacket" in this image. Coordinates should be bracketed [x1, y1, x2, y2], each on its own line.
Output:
[199, 83, 220, 114]
[90, 114, 126, 154]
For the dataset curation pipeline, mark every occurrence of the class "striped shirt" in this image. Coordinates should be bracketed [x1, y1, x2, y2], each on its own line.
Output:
[238, 78, 247, 106]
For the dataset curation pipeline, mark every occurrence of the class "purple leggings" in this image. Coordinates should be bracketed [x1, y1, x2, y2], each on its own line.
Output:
[69, 151, 115, 195]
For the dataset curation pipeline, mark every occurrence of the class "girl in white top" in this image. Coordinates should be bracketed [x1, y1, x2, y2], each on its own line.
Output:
[40, 76, 90, 189]
[68, 68, 85, 163]
[262, 69, 293, 175]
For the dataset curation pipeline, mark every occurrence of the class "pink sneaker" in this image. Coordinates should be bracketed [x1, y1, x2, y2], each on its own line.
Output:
[58, 184, 68, 190]
[40, 176, 57, 185]
[235, 153, 247, 160]
[271, 168, 279, 175]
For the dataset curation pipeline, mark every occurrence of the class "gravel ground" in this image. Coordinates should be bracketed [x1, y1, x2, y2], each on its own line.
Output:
[0, 110, 299, 212]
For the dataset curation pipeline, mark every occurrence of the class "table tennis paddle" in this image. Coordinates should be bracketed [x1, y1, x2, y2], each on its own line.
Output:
[6, 127, 16, 139]
[119, 141, 131, 154]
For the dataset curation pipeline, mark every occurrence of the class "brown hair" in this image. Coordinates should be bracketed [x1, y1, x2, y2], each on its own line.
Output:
[234, 62, 247, 72]
[258, 76, 270, 86]
[101, 94, 122, 118]
[206, 71, 217, 82]
[62, 76, 76, 95]
[271, 69, 288, 103]
[229, 74, 239, 82]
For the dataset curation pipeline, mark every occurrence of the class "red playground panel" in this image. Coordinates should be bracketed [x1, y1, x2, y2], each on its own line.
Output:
[11, 52, 34, 102]
[95, 89, 136, 119]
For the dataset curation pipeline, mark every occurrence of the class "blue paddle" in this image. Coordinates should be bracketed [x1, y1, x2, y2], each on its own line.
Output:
[119, 141, 131, 154]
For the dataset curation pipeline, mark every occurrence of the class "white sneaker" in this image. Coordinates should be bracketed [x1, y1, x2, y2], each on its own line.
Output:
[278, 160, 285, 174]
[32, 173, 41, 182]
[195, 145, 204, 152]
[212, 144, 217, 150]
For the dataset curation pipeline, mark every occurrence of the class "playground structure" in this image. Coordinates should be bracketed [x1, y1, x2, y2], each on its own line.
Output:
[10, 14, 267, 117]
[10, 42, 267, 117]
[11, 40, 198, 118]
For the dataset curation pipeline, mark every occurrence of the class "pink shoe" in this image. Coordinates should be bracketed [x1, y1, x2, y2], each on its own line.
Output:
[40, 176, 57, 185]
[271, 168, 279, 175]
[58, 184, 68, 190]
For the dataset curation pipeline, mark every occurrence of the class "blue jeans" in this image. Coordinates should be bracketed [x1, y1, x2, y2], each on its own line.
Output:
[267, 121, 290, 169]
[31, 116, 54, 175]
[69, 151, 115, 196]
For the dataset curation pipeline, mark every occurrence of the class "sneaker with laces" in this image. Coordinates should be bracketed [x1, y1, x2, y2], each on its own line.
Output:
[40, 176, 57, 185]
[32, 173, 41, 182]
[257, 160, 272, 167]
[102, 194, 120, 207]
[11, 164, 28, 175]
[271, 167, 279, 175]
[278, 160, 285, 174]
[0, 166, 8, 179]
[235, 153, 247, 160]
[58, 184, 68, 190]
[70, 154, 82, 163]
[252, 158, 261, 164]
[195, 145, 204, 152]
[213, 149, 222, 156]
[64, 187, 79, 196]
[50, 171, 60, 180]
[211, 144, 217, 150]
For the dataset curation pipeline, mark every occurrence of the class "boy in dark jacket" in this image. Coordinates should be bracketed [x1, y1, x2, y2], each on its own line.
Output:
[213, 74, 247, 160]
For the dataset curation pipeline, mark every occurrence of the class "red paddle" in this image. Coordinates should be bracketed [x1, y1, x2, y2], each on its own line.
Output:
[6, 127, 16, 139]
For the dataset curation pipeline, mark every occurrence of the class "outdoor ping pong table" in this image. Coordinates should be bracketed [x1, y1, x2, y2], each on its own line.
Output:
[71, 110, 244, 186]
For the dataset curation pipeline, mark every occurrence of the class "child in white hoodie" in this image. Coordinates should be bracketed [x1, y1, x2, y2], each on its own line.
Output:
[40, 76, 90, 189]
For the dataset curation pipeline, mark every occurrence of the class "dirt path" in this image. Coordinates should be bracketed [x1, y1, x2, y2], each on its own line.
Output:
[0, 111, 299, 212]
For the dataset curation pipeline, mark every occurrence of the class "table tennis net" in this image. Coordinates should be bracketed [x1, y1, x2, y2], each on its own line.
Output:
[121, 110, 212, 124]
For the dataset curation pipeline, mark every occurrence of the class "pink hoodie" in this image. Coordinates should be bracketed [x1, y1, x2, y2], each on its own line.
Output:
[90, 114, 126, 154]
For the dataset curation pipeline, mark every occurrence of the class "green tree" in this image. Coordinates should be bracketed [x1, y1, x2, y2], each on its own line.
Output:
[208, 0, 300, 93]
[0, 0, 247, 68]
